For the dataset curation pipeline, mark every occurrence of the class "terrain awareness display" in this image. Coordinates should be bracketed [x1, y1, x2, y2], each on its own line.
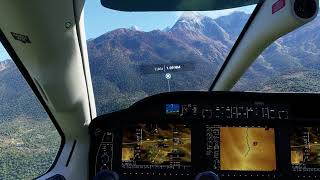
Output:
[207, 126, 277, 171]
[219, 127, 276, 171]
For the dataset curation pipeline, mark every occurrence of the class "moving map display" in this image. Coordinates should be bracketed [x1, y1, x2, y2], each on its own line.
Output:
[122, 123, 191, 168]
[291, 127, 320, 171]
[208, 126, 277, 171]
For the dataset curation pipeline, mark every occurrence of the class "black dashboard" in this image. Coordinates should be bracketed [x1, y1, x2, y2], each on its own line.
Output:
[89, 91, 320, 180]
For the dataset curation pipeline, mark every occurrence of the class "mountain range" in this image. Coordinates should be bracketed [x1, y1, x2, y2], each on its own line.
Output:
[1, 11, 320, 117]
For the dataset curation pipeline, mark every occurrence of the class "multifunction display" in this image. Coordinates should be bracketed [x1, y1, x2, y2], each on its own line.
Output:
[207, 126, 277, 171]
[291, 127, 320, 172]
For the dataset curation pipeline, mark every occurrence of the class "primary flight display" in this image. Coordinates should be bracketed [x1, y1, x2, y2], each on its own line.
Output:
[121, 123, 191, 168]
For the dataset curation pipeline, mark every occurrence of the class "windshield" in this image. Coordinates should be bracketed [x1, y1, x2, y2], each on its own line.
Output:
[234, 13, 320, 92]
[85, 1, 256, 115]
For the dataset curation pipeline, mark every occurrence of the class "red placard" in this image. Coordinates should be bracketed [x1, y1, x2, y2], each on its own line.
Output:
[272, 0, 286, 14]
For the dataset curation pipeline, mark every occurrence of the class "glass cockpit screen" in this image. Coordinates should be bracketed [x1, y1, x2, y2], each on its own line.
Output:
[291, 127, 320, 171]
[122, 123, 191, 169]
[208, 126, 277, 171]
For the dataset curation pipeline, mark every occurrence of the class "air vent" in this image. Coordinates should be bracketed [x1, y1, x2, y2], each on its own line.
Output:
[294, 0, 317, 19]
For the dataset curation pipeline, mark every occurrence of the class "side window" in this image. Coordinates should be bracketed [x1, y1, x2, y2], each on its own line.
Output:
[234, 14, 320, 92]
[0, 43, 61, 179]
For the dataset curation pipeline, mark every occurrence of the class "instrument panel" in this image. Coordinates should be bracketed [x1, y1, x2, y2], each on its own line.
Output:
[89, 91, 320, 179]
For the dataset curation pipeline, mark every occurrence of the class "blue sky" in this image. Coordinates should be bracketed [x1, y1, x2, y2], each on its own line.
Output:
[0, 45, 8, 61]
[0, 1, 255, 61]
[84, 1, 255, 39]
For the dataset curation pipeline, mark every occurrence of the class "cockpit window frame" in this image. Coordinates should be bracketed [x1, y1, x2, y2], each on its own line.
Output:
[208, 2, 264, 91]
[0, 29, 65, 175]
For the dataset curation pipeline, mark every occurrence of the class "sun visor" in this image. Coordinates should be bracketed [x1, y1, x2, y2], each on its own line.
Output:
[101, 0, 263, 11]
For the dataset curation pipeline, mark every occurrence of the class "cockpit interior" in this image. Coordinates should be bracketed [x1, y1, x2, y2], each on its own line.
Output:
[0, 0, 320, 180]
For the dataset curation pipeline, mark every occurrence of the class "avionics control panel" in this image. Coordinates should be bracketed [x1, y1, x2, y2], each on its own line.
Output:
[89, 91, 320, 180]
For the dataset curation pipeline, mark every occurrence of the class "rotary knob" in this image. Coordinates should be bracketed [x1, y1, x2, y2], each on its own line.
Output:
[101, 153, 110, 164]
